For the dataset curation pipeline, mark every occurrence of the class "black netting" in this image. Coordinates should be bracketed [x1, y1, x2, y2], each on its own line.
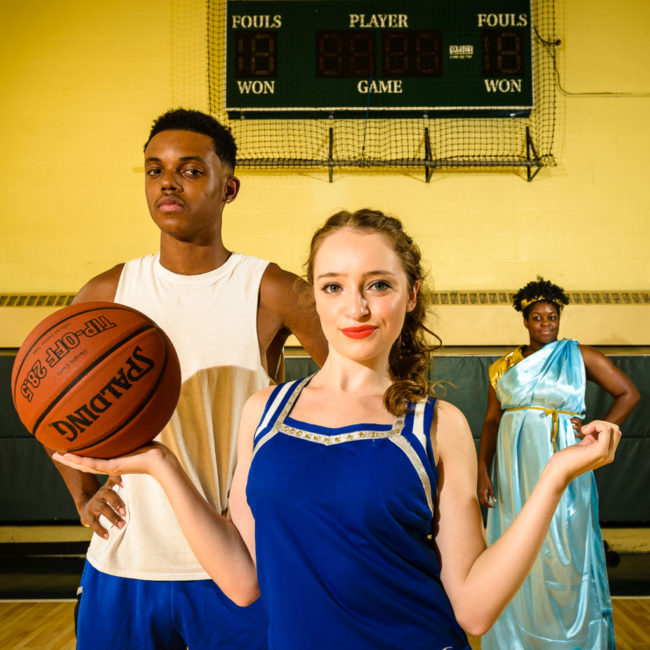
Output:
[206, 1, 557, 178]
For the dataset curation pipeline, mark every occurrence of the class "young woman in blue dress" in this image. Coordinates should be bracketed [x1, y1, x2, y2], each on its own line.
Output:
[477, 277, 639, 649]
[55, 212, 622, 650]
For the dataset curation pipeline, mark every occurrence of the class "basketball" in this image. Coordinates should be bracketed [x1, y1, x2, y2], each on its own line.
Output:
[11, 302, 181, 458]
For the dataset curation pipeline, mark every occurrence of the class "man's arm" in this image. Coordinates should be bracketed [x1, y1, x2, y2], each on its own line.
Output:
[72, 264, 124, 304]
[257, 263, 328, 378]
[44, 264, 127, 538]
[53, 386, 271, 606]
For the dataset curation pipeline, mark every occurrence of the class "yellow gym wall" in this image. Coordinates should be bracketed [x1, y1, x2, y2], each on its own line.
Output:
[0, 0, 648, 347]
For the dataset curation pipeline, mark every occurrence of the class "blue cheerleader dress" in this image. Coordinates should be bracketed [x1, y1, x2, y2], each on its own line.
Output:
[246, 376, 470, 650]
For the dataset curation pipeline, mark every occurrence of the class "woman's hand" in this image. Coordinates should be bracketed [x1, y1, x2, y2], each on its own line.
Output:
[477, 467, 496, 508]
[570, 416, 582, 436]
[52, 442, 171, 479]
[547, 420, 621, 488]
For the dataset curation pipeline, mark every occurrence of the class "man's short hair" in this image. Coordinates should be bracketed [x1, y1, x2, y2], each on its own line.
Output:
[144, 108, 237, 170]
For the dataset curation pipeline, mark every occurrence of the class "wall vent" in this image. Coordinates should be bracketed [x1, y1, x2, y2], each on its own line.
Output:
[0, 292, 647, 309]
[430, 291, 650, 306]
[0, 294, 75, 308]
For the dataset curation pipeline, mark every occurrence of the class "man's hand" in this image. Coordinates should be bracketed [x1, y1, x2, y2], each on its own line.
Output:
[55, 443, 173, 539]
[78, 476, 126, 539]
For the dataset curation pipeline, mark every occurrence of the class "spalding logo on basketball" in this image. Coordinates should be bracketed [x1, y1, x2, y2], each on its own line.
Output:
[11, 302, 181, 458]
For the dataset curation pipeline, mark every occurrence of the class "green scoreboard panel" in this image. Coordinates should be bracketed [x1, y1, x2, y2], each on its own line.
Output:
[225, 0, 534, 117]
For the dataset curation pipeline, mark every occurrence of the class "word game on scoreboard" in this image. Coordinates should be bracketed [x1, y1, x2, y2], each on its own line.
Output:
[225, 1, 534, 117]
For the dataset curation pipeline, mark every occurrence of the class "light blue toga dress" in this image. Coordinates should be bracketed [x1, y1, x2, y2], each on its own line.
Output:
[482, 339, 615, 649]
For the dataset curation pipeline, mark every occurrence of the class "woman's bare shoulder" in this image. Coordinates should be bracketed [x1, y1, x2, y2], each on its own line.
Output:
[432, 399, 476, 458]
[434, 399, 470, 428]
[244, 385, 277, 412]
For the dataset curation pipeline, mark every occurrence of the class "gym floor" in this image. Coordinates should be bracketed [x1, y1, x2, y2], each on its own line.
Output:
[1, 525, 648, 600]
[0, 526, 648, 649]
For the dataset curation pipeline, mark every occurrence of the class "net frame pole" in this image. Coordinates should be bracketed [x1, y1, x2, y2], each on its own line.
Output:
[525, 126, 543, 182]
[424, 126, 434, 183]
[328, 126, 334, 183]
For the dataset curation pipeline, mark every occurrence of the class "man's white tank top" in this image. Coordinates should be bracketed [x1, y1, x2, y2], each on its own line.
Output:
[86, 252, 271, 580]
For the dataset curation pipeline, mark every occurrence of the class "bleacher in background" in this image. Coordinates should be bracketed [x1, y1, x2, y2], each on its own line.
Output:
[1, 348, 648, 524]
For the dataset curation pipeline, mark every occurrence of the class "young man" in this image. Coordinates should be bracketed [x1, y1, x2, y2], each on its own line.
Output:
[46, 109, 328, 649]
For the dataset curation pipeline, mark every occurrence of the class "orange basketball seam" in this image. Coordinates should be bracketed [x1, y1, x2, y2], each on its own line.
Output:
[66, 332, 174, 454]
[30, 324, 155, 437]
[11, 304, 143, 405]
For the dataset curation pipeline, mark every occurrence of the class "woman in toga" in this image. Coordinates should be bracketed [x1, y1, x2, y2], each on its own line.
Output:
[56, 215, 622, 649]
[478, 277, 639, 649]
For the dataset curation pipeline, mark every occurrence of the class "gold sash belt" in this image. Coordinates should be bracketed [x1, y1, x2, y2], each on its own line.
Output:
[504, 406, 584, 451]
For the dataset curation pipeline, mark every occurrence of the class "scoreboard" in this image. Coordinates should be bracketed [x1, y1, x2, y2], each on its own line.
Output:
[225, 0, 534, 117]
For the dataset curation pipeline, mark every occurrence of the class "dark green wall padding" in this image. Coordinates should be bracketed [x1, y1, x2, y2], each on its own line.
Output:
[1, 352, 648, 524]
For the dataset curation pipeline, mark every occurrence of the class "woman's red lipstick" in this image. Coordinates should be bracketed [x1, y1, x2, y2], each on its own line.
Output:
[341, 326, 377, 339]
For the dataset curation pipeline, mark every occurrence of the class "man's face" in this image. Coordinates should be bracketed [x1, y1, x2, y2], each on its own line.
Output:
[144, 129, 239, 243]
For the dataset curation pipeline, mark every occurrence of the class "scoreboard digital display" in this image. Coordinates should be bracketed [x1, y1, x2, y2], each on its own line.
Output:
[225, 1, 534, 118]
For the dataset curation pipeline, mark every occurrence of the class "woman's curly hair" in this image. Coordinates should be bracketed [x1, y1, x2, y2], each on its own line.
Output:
[512, 276, 569, 317]
[305, 209, 440, 416]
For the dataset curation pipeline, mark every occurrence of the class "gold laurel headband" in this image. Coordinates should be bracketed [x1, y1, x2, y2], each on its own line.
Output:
[520, 296, 563, 310]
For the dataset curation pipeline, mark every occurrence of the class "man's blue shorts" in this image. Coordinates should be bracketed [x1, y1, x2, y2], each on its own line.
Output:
[75, 562, 268, 650]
